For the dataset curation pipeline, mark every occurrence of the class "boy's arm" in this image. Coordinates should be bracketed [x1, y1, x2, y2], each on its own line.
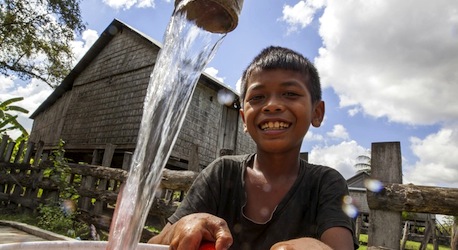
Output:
[270, 227, 354, 250]
[321, 227, 355, 250]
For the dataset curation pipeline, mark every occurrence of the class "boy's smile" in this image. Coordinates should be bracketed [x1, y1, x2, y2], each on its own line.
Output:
[260, 120, 290, 131]
[240, 69, 324, 154]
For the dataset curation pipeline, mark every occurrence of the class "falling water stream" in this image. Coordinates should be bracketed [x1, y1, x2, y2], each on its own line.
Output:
[106, 2, 227, 249]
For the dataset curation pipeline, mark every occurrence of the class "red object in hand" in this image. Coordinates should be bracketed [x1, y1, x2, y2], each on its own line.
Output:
[199, 241, 216, 250]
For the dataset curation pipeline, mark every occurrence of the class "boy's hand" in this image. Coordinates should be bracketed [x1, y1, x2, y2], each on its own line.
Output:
[149, 213, 232, 250]
[270, 238, 332, 250]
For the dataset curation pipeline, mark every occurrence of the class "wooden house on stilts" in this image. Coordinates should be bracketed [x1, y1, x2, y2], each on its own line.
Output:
[29, 19, 256, 171]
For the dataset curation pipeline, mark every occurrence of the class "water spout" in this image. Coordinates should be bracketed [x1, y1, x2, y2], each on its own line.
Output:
[175, 0, 244, 33]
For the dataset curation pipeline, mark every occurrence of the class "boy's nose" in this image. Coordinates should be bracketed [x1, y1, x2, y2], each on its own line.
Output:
[262, 97, 284, 112]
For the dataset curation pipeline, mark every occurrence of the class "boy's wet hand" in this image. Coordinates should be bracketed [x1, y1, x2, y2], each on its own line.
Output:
[270, 238, 332, 250]
[168, 213, 232, 250]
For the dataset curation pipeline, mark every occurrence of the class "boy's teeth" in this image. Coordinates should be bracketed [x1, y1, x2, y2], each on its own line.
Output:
[261, 121, 290, 130]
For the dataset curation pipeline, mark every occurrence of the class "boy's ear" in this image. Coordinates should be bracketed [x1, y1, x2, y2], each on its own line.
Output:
[239, 108, 248, 132]
[311, 101, 325, 128]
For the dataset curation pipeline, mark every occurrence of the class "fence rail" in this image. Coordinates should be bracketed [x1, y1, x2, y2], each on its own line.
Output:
[1, 135, 457, 248]
[0, 135, 197, 242]
[367, 142, 458, 250]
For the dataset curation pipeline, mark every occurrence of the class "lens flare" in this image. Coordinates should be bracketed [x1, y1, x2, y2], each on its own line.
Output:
[364, 178, 384, 193]
[61, 199, 76, 216]
[342, 195, 359, 218]
[217, 89, 235, 106]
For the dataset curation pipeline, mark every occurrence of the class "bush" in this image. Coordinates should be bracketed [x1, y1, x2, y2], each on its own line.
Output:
[38, 201, 89, 239]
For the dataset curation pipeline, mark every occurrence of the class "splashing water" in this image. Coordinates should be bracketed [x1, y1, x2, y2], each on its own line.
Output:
[106, 4, 227, 249]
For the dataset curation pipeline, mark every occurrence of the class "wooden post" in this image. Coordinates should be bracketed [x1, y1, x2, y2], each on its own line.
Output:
[188, 143, 200, 172]
[122, 151, 133, 171]
[367, 142, 402, 250]
[452, 218, 458, 250]
[401, 221, 409, 250]
[4, 142, 15, 162]
[94, 144, 116, 214]
[420, 214, 432, 250]
[0, 134, 9, 162]
[32, 141, 44, 167]
[23, 141, 35, 164]
[355, 215, 362, 242]
[14, 140, 25, 163]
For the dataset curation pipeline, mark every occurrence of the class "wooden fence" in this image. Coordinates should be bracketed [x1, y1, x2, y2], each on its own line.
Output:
[366, 142, 458, 250]
[1, 135, 457, 248]
[0, 135, 197, 242]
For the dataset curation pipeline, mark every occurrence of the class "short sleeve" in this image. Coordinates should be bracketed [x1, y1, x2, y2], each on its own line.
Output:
[315, 168, 358, 248]
[168, 162, 221, 224]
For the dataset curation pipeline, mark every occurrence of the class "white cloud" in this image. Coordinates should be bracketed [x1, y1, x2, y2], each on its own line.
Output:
[327, 124, 349, 140]
[204, 67, 225, 82]
[315, 0, 458, 125]
[235, 78, 242, 94]
[0, 75, 15, 92]
[308, 140, 368, 179]
[348, 107, 360, 117]
[280, 0, 325, 34]
[71, 29, 99, 66]
[102, 0, 155, 10]
[305, 130, 325, 142]
[404, 126, 458, 187]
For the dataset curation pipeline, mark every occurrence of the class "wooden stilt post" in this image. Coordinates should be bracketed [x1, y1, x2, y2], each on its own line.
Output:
[367, 142, 403, 249]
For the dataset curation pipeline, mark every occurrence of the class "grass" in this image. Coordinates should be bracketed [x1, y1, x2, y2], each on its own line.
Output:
[0, 207, 39, 226]
[358, 234, 451, 250]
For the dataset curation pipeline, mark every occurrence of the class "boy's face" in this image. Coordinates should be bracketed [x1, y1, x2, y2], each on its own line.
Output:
[240, 69, 324, 154]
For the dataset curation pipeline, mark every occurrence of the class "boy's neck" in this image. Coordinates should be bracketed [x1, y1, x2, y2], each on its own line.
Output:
[253, 151, 301, 178]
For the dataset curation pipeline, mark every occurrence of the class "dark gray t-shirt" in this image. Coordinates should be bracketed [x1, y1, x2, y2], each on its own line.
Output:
[169, 154, 357, 250]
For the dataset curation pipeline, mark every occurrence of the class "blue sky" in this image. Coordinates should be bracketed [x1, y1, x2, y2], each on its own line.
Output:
[1, 0, 457, 188]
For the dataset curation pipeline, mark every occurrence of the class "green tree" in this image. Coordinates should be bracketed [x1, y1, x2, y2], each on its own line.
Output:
[354, 154, 371, 174]
[0, 97, 29, 138]
[0, 0, 85, 88]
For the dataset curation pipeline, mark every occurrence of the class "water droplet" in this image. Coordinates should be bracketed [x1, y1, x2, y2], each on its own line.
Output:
[233, 223, 242, 233]
[262, 183, 272, 192]
[364, 178, 384, 193]
[61, 199, 76, 216]
[217, 89, 235, 105]
[260, 207, 269, 217]
[342, 195, 359, 218]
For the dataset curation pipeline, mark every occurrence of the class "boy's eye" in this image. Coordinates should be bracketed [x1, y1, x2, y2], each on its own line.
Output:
[283, 92, 299, 97]
[248, 95, 264, 102]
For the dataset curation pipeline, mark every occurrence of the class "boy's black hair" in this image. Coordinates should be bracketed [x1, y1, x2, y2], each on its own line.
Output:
[240, 46, 321, 107]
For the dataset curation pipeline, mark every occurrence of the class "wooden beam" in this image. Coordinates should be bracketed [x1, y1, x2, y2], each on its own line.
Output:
[367, 183, 458, 216]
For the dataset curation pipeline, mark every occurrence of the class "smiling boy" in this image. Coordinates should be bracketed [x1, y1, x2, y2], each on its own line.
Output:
[149, 46, 357, 250]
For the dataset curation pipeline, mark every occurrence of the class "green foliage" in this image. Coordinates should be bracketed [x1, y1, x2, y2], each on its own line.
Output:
[0, 97, 29, 138]
[357, 234, 451, 250]
[37, 201, 89, 238]
[144, 225, 161, 234]
[0, 0, 86, 88]
[45, 139, 79, 200]
[37, 139, 89, 238]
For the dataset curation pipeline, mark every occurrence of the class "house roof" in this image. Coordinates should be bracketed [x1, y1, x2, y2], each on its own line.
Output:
[346, 171, 371, 189]
[30, 19, 239, 119]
